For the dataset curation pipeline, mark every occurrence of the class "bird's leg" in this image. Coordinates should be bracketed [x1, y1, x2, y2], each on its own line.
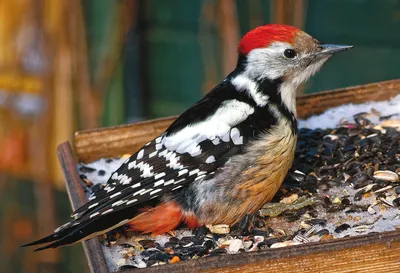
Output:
[232, 213, 256, 233]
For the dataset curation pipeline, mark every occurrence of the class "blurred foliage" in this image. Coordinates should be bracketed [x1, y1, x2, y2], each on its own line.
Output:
[0, 177, 88, 273]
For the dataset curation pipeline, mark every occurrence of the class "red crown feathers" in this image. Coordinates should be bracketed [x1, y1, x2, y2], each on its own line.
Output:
[238, 24, 300, 55]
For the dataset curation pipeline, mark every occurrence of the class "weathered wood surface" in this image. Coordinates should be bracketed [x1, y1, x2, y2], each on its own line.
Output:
[61, 79, 400, 272]
[58, 143, 109, 273]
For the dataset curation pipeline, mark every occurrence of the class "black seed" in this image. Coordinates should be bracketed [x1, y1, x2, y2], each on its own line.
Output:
[118, 265, 137, 270]
[315, 229, 330, 236]
[209, 248, 227, 256]
[343, 144, 356, 152]
[306, 174, 318, 183]
[141, 250, 160, 258]
[264, 238, 280, 247]
[305, 218, 327, 226]
[228, 230, 243, 237]
[188, 245, 208, 256]
[212, 234, 220, 241]
[79, 165, 96, 173]
[345, 204, 368, 213]
[308, 209, 319, 218]
[375, 179, 391, 188]
[194, 226, 208, 241]
[335, 223, 351, 233]
[257, 242, 269, 250]
[323, 196, 332, 206]
[327, 204, 343, 213]
[164, 242, 177, 248]
[155, 253, 170, 262]
[254, 219, 265, 228]
[252, 229, 269, 237]
[145, 260, 158, 267]
[179, 236, 194, 246]
[286, 214, 302, 222]
[393, 197, 400, 207]
[359, 138, 368, 147]
[169, 237, 179, 244]
[97, 169, 106, 176]
[342, 198, 351, 206]
[291, 172, 306, 183]
[138, 239, 157, 249]
[204, 240, 215, 250]
[266, 226, 275, 234]
[353, 179, 373, 189]
[119, 243, 133, 248]
[354, 190, 364, 201]
[293, 228, 307, 237]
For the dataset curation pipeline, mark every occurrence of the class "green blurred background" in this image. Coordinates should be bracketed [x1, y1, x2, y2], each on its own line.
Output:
[1, 0, 400, 272]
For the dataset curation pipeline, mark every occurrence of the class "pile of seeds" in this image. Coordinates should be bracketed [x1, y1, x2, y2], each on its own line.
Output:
[78, 106, 400, 272]
[298, 94, 400, 129]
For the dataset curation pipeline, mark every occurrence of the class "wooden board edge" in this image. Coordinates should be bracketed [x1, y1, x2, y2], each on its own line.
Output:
[57, 142, 109, 273]
[125, 231, 400, 273]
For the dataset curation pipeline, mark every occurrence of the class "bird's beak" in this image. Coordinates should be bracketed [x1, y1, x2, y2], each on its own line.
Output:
[319, 44, 353, 55]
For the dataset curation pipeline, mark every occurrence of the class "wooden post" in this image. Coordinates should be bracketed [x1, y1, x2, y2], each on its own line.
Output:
[218, 0, 240, 76]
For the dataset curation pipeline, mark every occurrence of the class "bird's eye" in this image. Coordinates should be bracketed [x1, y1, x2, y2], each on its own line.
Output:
[284, 49, 297, 59]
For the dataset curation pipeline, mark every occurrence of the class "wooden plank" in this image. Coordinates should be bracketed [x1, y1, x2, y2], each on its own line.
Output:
[58, 143, 109, 273]
[201, 234, 400, 273]
[74, 116, 175, 163]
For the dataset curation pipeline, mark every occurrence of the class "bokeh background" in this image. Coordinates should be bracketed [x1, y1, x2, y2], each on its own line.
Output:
[1, 0, 400, 272]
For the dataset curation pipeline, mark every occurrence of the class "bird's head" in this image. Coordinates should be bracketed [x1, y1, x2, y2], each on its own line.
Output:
[232, 24, 352, 114]
[237, 24, 352, 85]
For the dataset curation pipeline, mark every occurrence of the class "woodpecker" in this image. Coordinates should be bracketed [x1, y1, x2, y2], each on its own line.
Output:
[23, 24, 352, 251]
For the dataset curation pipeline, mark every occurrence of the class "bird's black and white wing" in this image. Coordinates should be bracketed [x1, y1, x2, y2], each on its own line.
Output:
[23, 82, 257, 250]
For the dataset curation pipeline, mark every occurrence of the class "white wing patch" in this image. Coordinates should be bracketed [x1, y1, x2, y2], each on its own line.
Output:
[230, 127, 243, 145]
[162, 99, 254, 153]
[205, 155, 215, 163]
[137, 149, 144, 160]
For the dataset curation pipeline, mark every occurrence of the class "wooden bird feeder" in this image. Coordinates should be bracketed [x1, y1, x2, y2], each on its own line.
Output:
[58, 79, 400, 273]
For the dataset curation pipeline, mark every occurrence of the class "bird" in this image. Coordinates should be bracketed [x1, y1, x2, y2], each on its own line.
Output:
[23, 24, 352, 251]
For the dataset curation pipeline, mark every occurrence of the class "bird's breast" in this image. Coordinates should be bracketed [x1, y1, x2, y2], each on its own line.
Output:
[196, 119, 297, 225]
[239, 120, 297, 203]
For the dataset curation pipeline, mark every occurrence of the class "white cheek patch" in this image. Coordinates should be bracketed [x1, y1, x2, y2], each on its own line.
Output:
[244, 42, 294, 80]
[292, 57, 328, 86]
[279, 57, 328, 115]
